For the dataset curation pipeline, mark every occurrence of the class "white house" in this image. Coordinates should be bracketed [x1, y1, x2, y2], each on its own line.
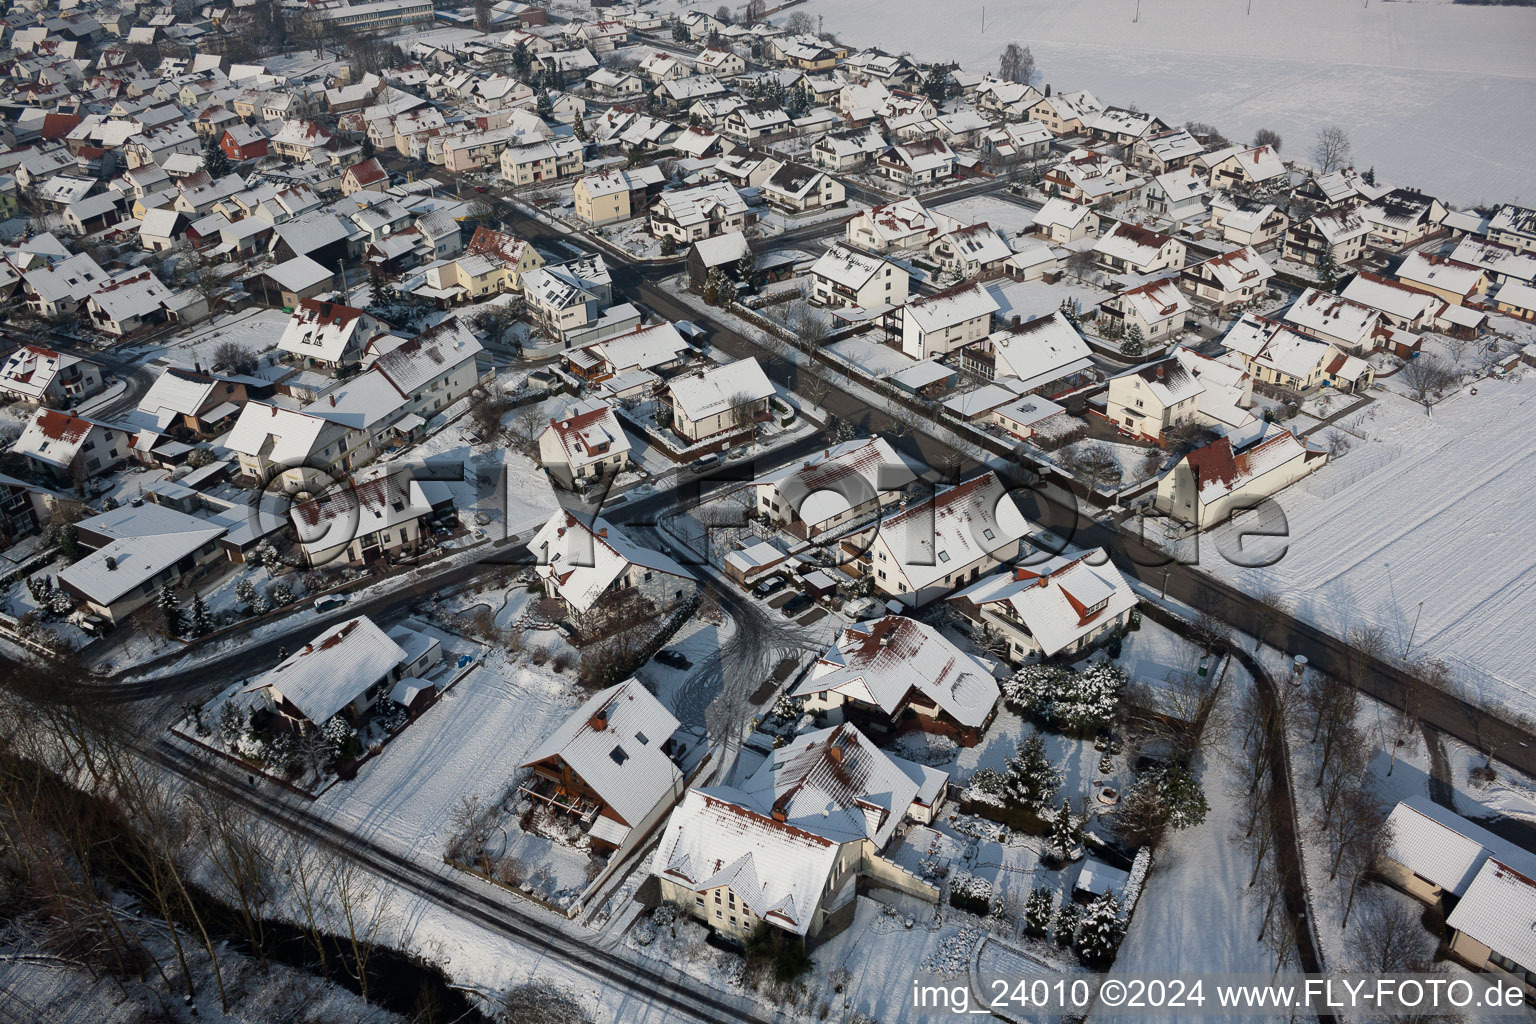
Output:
[1092, 222, 1186, 275]
[1179, 246, 1274, 311]
[949, 549, 1137, 661]
[1031, 197, 1098, 244]
[1097, 277, 1189, 344]
[863, 471, 1030, 607]
[754, 436, 916, 538]
[809, 245, 908, 310]
[960, 311, 1094, 398]
[276, 299, 387, 369]
[12, 408, 131, 483]
[530, 511, 695, 617]
[0, 345, 104, 406]
[290, 472, 454, 566]
[664, 358, 775, 444]
[845, 197, 962, 253]
[1154, 426, 1328, 528]
[57, 502, 228, 625]
[536, 398, 631, 486]
[651, 722, 942, 940]
[899, 282, 1000, 360]
[649, 181, 747, 244]
[1102, 356, 1204, 441]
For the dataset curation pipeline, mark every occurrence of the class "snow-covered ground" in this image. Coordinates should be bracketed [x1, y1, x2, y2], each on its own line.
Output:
[936, 196, 1037, 241]
[827, 335, 917, 378]
[799, 0, 1536, 205]
[987, 276, 1107, 326]
[1206, 376, 1536, 723]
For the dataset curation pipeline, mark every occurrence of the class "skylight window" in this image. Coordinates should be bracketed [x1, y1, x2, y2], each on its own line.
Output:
[937, 551, 950, 563]
[610, 746, 629, 765]
[983, 528, 996, 541]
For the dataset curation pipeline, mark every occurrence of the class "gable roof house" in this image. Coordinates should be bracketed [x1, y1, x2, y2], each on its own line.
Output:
[290, 471, 455, 566]
[1397, 250, 1493, 306]
[1281, 288, 1386, 355]
[794, 616, 1000, 744]
[651, 722, 943, 941]
[859, 471, 1029, 608]
[12, 408, 131, 484]
[1041, 148, 1146, 205]
[1155, 425, 1327, 528]
[1208, 195, 1289, 251]
[0, 345, 104, 406]
[1282, 207, 1372, 270]
[1361, 188, 1447, 250]
[1178, 246, 1274, 312]
[1097, 277, 1190, 344]
[82, 270, 206, 337]
[754, 436, 916, 539]
[419, 226, 545, 302]
[1201, 144, 1286, 191]
[761, 163, 846, 214]
[530, 511, 695, 620]
[949, 548, 1137, 662]
[1031, 196, 1099, 245]
[928, 224, 1014, 282]
[1339, 272, 1446, 333]
[898, 282, 1000, 360]
[136, 365, 262, 438]
[876, 138, 957, 186]
[1220, 314, 1373, 394]
[959, 311, 1095, 398]
[1130, 127, 1204, 175]
[811, 124, 889, 172]
[245, 616, 440, 731]
[572, 165, 666, 226]
[1092, 222, 1186, 275]
[519, 678, 683, 855]
[536, 398, 632, 487]
[845, 197, 963, 253]
[1488, 203, 1536, 255]
[649, 181, 748, 244]
[1145, 166, 1213, 222]
[1103, 355, 1205, 442]
[276, 300, 386, 370]
[521, 254, 630, 346]
[663, 357, 775, 445]
[561, 322, 692, 383]
[809, 245, 909, 311]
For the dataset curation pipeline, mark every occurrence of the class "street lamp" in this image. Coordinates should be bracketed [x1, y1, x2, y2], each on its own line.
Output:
[1160, 568, 1171, 601]
[1404, 600, 1424, 658]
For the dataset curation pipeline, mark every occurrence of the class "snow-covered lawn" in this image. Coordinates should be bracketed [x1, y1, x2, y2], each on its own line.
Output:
[936, 196, 1037, 241]
[798, 0, 1536, 206]
[986, 276, 1106, 326]
[1206, 377, 1536, 722]
[827, 335, 916, 378]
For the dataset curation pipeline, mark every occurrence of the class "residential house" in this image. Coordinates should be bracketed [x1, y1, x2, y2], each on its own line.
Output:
[572, 166, 666, 226]
[686, 232, 752, 292]
[1208, 195, 1289, 251]
[960, 312, 1094, 398]
[1493, 280, 1536, 322]
[276, 300, 386, 370]
[1092, 222, 1185, 275]
[845, 197, 963, 253]
[562, 322, 692, 383]
[522, 254, 634, 346]
[136, 366, 260, 438]
[753, 437, 916, 539]
[760, 163, 846, 214]
[978, 120, 1053, 163]
[12, 408, 130, 484]
[1282, 288, 1383, 355]
[1283, 208, 1371, 270]
[859, 471, 1029, 608]
[537, 398, 632, 487]
[1103, 356, 1203, 441]
[1042, 149, 1145, 206]
[519, 678, 684, 855]
[1154, 426, 1328, 527]
[1097, 277, 1189, 344]
[649, 181, 747, 244]
[420, 226, 545, 302]
[1031, 197, 1098, 244]
[793, 616, 1000, 744]
[811, 125, 888, 172]
[245, 616, 440, 731]
[928, 224, 1013, 281]
[1488, 204, 1536, 255]
[1339, 272, 1445, 333]
[0, 345, 103, 406]
[663, 358, 775, 444]
[809, 245, 908, 311]
[339, 157, 389, 195]
[949, 549, 1137, 662]
[1178, 246, 1274, 312]
[290, 471, 454, 566]
[530, 511, 695, 618]
[876, 139, 957, 186]
[1395, 252, 1489, 307]
[57, 502, 228, 625]
[1221, 314, 1373, 393]
[82, 271, 206, 337]
[1361, 188, 1446, 250]
[898, 282, 1000, 360]
[1130, 127, 1203, 175]
[651, 722, 942, 941]
[1144, 167, 1212, 221]
[499, 136, 585, 186]
[1201, 144, 1286, 192]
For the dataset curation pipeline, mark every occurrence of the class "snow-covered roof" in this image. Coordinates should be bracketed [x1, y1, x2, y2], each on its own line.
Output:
[691, 230, 750, 268]
[666, 357, 774, 423]
[810, 244, 896, 290]
[876, 470, 1029, 591]
[903, 281, 999, 334]
[60, 503, 226, 606]
[1384, 796, 1536, 897]
[1282, 288, 1380, 345]
[581, 321, 691, 375]
[1112, 277, 1189, 324]
[13, 408, 114, 469]
[1495, 279, 1536, 314]
[290, 472, 447, 553]
[277, 299, 377, 364]
[985, 311, 1094, 392]
[943, 384, 1017, 418]
[653, 180, 746, 228]
[652, 722, 925, 934]
[1092, 221, 1174, 266]
[1192, 246, 1273, 292]
[951, 549, 1136, 658]
[540, 398, 630, 470]
[1445, 858, 1536, 971]
[521, 678, 681, 827]
[1339, 272, 1442, 324]
[530, 511, 692, 614]
[796, 616, 998, 728]
[756, 436, 915, 527]
[1449, 238, 1536, 284]
[1184, 425, 1323, 505]
[0, 344, 94, 401]
[246, 616, 407, 726]
[1032, 197, 1093, 231]
[368, 316, 481, 396]
[226, 402, 336, 466]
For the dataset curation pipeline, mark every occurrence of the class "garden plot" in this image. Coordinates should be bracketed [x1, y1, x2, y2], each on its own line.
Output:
[126, 306, 290, 370]
[1206, 376, 1536, 722]
[936, 196, 1038, 241]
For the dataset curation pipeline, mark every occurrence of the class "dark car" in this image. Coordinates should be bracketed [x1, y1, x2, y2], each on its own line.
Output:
[473, 185, 489, 193]
[655, 649, 691, 669]
[780, 593, 814, 618]
[753, 575, 788, 598]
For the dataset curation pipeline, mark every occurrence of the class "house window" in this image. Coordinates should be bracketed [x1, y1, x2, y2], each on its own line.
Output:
[937, 551, 950, 564]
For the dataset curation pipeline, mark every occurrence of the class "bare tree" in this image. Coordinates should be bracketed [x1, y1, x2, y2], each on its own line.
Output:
[213, 339, 258, 375]
[287, 843, 333, 981]
[714, 4, 734, 25]
[1247, 589, 1287, 652]
[505, 404, 546, 455]
[1067, 442, 1120, 493]
[470, 389, 516, 440]
[742, 0, 766, 26]
[998, 42, 1034, 84]
[329, 858, 394, 1004]
[1398, 354, 1456, 413]
[1311, 125, 1352, 173]
[784, 10, 815, 35]
[199, 794, 274, 971]
[1332, 784, 1390, 926]
[1351, 896, 1426, 974]
[501, 980, 592, 1024]
[1253, 128, 1282, 152]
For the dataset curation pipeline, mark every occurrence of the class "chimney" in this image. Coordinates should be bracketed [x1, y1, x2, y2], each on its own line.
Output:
[195, 361, 202, 373]
[827, 744, 843, 764]
[589, 708, 608, 731]
[105, 556, 117, 571]
[1156, 365, 1165, 378]
[328, 394, 336, 406]
[1011, 315, 1020, 327]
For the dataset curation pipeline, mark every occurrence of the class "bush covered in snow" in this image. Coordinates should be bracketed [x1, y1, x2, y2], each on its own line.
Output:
[1117, 764, 1209, 846]
[920, 924, 982, 978]
[1075, 891, 1126, 968]
[1005, 662, 1126, 733]
[949, 873, 994, 916]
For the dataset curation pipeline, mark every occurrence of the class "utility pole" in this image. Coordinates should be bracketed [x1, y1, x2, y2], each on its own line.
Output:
[1404, 600, 1424, 658]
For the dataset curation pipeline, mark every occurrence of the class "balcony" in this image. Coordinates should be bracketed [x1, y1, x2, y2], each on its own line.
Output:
[517, 774, 601, 823]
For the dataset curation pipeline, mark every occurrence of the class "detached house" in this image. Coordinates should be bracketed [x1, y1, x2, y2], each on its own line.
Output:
[1179, 246, 1274, 312]
[652, 722, 942, 942]
[290, 472, 455, 566]
[929, 224, 1013, 281]
[1283, 208, 1371, 270]
[276, 300, 386, 370]
[1201, 144, 1286, 191]
[530, 511, 695, 618]
[1092, 222, 1185, 275]
[1208, 195, 1289, 251]
[760, 163, 846, 214]
[536, 398, 631, 487]
[860, 471, 1029, 607]
[1097, 277, 1189, 344]
[845, 197, 962, 253]
[649, 181, 747, 244]
[520, 678, 684, 856]
[1103, 357, 1203, 441]
[1155, 426, 1328, 528]
[949, 549, 1137, 662]
[898, 282, 999, 360]
[1488, 204, 1536, 255]
[663, 357, 775, 444]
[1031, 197, 1098, 244]
[809, 245, 908, 310]
[1222, 314, 1373, 394]
[793, 616, 1000, 744]
[0, 345, 104, 406]
[420, 226, 545, 301]
[876, 138, 957, 186]
[960, 311, 1094, 398]
[1361, 188, 1446, 250]
[58, 502, 229, 626]
[572, 165, 665, 226]
[12, 409, 130, 483]
[753, 436, 916, 539]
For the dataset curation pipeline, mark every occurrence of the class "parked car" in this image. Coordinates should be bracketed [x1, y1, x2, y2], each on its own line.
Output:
[753, 575, 788, 598]
[780, 593, 814, 618]
[655, 649, 691, 669]
[314, 594, 350, 613]
[692, 453, 721, 472]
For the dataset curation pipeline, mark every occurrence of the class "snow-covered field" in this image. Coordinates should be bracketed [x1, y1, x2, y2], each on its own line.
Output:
[1207, 376, 1536, 722]
[936, 196, 1037, 241]
[800, 0, 1536, 205]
